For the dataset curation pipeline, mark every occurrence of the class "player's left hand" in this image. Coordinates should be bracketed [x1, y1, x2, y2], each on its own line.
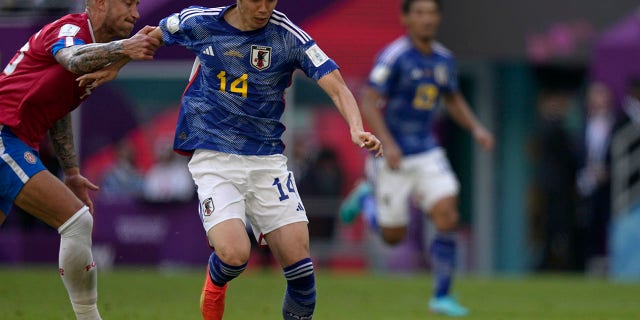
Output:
[64, 174, 100, 214]
[473, 125, 495, 151]
[76, 67, 119, 88]
[353, 131, 383, 157]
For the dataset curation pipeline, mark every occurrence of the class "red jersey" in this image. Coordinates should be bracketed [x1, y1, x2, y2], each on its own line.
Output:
[0, 13, 95, 149]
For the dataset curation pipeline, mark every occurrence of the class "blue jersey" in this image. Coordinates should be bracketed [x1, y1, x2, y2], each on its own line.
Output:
[367, 36, 458, 156]
[159, 5, 339, 155]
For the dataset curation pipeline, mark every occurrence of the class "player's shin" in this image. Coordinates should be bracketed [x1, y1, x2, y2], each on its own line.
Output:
[58, 206, 101, 320]
[282, 258, 316, 320]
[208, 252, 247, 285]
[201, 252, 247, 320]
[430, 233, 456, 298]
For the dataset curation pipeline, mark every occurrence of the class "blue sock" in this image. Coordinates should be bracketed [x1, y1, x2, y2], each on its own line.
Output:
[361, 192, 378, 231]
[430, 233, 456, 298]
[282, 258, 316, 320]
[208, 252, 247, 287]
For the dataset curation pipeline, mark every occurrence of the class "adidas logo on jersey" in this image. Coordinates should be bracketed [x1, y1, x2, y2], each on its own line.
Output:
[202, 46, 215, 56]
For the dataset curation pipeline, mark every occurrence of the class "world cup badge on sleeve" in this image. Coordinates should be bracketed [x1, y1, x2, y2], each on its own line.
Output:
[434, 64, 449, 85]
[251, 45, 272, 71]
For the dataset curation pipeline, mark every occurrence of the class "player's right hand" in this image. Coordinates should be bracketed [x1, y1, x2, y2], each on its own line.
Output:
[122, 25, 161, 60]
[353, 131, 383, 158]
[64, 173, 100, 214]
[472, 125, 495, 151]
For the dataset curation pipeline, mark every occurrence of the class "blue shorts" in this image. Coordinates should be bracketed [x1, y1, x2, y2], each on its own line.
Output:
[0, 126, 47, 215]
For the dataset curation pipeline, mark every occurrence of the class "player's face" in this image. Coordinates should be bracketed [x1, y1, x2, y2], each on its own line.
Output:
[104, 0, 140, 38]
[402, 0, 441, 42]
[236, 0, 277, 30]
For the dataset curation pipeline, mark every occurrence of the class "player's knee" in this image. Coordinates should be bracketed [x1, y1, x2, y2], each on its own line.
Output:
[57, 206, 93, 238]
[430, 204, 460, 232]
[380, 227, 407, 245]
[433, 212, 460, 232]
[214, 243, 251, 266]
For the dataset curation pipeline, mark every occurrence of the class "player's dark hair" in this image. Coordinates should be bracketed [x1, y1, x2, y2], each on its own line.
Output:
[401, 0, 442, 14]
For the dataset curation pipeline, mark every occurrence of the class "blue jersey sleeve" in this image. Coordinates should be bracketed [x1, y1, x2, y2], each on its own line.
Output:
[439, 58, 459, 94]
[159, 13, 182, 47]
[159, 6, 210, 48]
[297, 41, 339, 81]
[367, 57, 397, 96]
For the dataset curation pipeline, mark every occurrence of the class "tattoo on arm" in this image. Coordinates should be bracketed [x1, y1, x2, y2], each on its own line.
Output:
[56, 41, 125, 74]
[49, 114, 79, 170]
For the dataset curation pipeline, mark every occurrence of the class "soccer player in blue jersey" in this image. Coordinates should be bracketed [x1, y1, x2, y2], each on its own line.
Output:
[79, 1, 383, 319]
[345, 0, 494, 316]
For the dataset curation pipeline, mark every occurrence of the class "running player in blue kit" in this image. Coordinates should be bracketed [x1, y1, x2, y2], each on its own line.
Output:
[79, 1, 383, 319]
[341, 0, 494, 316]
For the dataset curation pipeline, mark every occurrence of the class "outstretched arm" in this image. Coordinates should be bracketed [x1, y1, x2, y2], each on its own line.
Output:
[76, 27, 163, 87]
[317, 70, 383, 157]
[56, 25, 161, 75]
[48, 114, 99, 213]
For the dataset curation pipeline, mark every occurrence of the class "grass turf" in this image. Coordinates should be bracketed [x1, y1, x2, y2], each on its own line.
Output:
[0, 266, 638, 319]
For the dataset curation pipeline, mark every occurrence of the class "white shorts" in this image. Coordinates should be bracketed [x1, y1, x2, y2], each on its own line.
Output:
[372, 147, 459, 227]
[188, 149, 308, 246]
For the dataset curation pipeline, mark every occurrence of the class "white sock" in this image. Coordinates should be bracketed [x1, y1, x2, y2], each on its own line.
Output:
[58, 206, 102, 320]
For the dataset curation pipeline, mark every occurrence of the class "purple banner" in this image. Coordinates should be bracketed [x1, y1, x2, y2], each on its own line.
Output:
[0, 199, 211, 266]
[590, 12, 640, 108]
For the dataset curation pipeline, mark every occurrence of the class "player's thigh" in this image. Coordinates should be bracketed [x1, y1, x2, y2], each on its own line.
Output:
[189, 149, 249, 241]
[1, 127, 63, 225]
[264, 221, 310, 267]
[15, 170, 84, 229]
[412, 149, 460, 214]
[374, 161, 413, 227]
[245, 157, 308, 249]
[207, 218, 252, 265]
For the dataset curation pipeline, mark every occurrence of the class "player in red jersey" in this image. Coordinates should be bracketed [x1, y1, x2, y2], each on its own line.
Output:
[0, 0, 160, 319]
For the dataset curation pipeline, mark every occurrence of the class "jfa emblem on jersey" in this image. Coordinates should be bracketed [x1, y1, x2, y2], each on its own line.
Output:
[202, 197, 215, 216]
[251, 45, 272, 71]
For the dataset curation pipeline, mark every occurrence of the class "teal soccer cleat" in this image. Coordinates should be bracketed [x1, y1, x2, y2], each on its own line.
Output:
[429, 296, 469, 317]
[338, 181, 372, 224]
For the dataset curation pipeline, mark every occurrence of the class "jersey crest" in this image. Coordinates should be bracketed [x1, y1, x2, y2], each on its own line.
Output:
[201, 197, 214, 216]
[24, 151, 37, 164]
[251, 45, 271, 71]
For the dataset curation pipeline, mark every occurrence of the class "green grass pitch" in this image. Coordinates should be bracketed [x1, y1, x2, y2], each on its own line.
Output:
[1, 266, 638, 319]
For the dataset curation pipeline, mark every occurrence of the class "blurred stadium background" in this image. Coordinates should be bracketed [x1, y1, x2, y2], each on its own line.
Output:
[2, 0, 640, 318]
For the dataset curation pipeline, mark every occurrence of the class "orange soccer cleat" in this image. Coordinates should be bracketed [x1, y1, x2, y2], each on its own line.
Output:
[200, 266, 228, 320]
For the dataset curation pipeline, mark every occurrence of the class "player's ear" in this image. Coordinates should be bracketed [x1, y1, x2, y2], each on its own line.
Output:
[93, 0, 107, 11]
